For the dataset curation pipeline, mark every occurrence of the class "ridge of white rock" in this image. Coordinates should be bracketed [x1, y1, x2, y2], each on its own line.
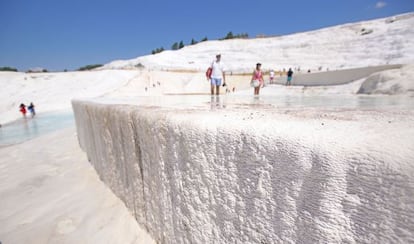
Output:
[102, 12, 414, 72]
[72, 98, 414, 244]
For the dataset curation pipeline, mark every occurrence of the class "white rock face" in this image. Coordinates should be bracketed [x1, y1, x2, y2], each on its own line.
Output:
[72, 98, 414, 244]
[357, 64, 414, 94]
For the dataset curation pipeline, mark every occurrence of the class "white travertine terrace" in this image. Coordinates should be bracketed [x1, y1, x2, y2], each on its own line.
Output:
[72, 97, 414, 244]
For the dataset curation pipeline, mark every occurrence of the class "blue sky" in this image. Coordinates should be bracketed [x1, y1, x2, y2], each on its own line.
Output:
[0, 0, 412, 71]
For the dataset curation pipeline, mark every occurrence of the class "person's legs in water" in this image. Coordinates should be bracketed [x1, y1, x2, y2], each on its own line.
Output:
[254, 86, 260, 95]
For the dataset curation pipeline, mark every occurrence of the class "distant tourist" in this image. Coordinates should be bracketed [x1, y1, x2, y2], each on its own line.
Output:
[251, 63, 264, 95]
[286, 68, 293, 86]
[28, 102, 36, 117]
[269, 70, 275, 84]
[19, 103, 27, 118]
[209, 54, 226, 95]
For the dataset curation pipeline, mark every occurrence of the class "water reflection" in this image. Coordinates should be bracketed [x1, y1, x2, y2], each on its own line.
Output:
[104, 94, 414, 112]
[209, 95, 227, 110]
[103, 94, 414, 111]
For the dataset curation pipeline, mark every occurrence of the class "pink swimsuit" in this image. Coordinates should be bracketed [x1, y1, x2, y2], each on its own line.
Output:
[254, 70, 263, 85]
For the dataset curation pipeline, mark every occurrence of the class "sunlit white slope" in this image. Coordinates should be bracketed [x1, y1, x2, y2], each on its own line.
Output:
[103, 13, 414, 72]
[0, 127, 155, 244]
[0, 70, 139, 124]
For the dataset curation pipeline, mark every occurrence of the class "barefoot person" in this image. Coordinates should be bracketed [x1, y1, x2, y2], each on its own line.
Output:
[269, 69, 275, 84]
[286, 68, 293, 86]
[251, 63, 264, 95]
[19, 103, 27, 118]
[209, 54, 226, 95]
[28, 102, 36, 117]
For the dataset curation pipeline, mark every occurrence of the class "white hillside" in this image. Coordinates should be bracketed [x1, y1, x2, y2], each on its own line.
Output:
[0, 70, 140, 124]
[102, 13, 414, 72]
[1, 13, 414, 125]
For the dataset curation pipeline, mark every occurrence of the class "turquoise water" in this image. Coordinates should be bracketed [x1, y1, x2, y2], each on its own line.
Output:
[0, 111, 75, 146]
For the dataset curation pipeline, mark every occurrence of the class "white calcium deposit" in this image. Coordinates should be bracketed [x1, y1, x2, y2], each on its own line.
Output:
[2, 12, 414, 244]
[72, 99, 414, 244]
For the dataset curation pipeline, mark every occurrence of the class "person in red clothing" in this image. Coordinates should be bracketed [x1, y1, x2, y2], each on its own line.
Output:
[19, 103, 27, 118]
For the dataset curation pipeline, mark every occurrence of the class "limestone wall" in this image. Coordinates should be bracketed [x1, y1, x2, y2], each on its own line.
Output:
[72, 99, 414, 244]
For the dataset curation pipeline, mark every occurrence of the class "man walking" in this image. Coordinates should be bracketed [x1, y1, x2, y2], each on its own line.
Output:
[209, 54, 226, 95]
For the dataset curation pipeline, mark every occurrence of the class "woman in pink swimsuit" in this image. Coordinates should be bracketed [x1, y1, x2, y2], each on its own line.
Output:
[251, 63, 264, 95]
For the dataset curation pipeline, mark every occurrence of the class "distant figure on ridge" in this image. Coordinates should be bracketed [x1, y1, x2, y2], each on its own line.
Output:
[28, 102, 36, 117]
[251, 63, 264, 95]
[19, 103, 27, 118]
[209, 54, 226, 95]
[286, 68, 293, 86]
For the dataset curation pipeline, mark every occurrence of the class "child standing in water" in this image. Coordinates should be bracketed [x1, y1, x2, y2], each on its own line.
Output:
[19, 103, 27, 118]
[28, 102, 36, 117]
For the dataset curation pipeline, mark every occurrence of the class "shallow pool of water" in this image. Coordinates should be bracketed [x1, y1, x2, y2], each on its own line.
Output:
[98, 94, 414, 111]
[2, 94, 413, 147]
[0, 111, 75, 146]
